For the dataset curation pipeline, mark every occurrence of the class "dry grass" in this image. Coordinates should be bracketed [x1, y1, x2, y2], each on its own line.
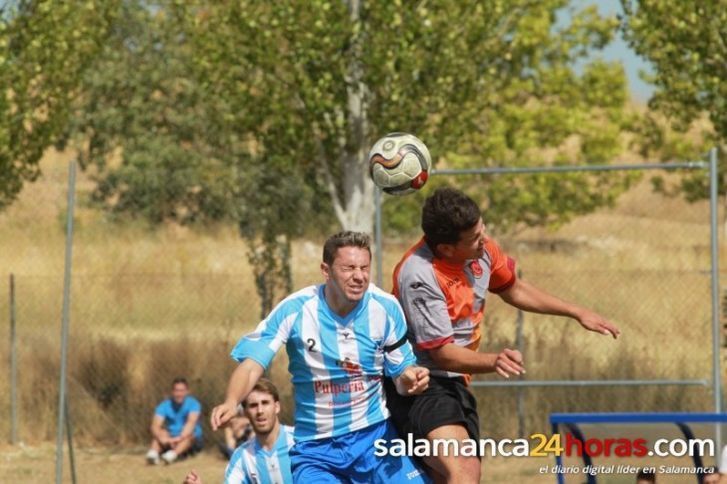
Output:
[0, 149, 725, 478]
[0, 443, 710, 483]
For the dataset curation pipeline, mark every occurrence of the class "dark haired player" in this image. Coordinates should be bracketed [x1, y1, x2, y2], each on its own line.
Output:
[211, 231, 431, 483]
[387, 188, 620, 483]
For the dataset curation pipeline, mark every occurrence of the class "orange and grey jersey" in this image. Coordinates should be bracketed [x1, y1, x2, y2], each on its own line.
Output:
[393, 237, 517, 378]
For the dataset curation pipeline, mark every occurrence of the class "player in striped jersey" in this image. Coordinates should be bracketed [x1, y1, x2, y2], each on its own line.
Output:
[211, 231, 430, 483]
[225, 379, 294, 484]
[183, 379, 294, 484]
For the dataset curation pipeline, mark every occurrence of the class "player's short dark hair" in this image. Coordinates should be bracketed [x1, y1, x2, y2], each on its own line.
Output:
[242, 378, 280, 407]
[171, 377, 188, 388]
[322, 231, 371, 265]
[421, 188, 481, 248]
[636, 468, 656, 482]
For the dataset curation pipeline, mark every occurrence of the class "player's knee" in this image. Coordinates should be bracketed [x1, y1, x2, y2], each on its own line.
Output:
[444, 457, 480, 483]
[459, 456, 481, 477]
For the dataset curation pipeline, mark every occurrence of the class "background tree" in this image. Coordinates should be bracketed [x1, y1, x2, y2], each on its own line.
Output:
[621, 0, 725, 208]
[65, 1, 321, 316]
[180, 0, 636, 235]
[71, 0, 638, 311]
[0, 0, 119, 210]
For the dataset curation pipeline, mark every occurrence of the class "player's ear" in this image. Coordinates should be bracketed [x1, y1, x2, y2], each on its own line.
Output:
[320, 262, 330, 279]
[274, 400, 280, 415]
[436, 243, 455, 258]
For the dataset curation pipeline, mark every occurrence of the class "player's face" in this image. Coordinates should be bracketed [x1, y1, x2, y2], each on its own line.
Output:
[444, 218, 487, 262]
[171, 383, 188, 404]
[243, 390, 280, 436]
[322, 246, 371, 304]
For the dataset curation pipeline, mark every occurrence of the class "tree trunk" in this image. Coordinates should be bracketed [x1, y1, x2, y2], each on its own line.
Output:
[336, 0, 374, 234]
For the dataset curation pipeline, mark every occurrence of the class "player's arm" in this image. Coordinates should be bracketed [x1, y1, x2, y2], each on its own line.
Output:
[211, 358, 264, 430]
[214, 297, 299, 430]
[224, 425, 236, 449]
[428, 344, 524, 378]
[498, 278, 620, 339]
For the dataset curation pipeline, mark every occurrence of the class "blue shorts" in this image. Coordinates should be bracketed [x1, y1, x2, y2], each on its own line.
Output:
[290, 419, 430, 484]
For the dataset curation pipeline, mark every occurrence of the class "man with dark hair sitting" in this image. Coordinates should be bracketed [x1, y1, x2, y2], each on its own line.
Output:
[146, 377, 203, 465]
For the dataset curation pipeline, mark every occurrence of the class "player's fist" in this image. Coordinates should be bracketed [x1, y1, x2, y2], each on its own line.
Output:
[210, 401, 238, 431]
[395, 366, 430, 395]
[495, 348, 524, 379]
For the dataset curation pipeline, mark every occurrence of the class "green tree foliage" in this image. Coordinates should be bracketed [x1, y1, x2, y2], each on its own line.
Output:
[621, 0, 725, 202]
[66, 2, 317, 315]
[180, 0, 635, 236]
[71, 1, 636, 310]
[0, 0, 119, 210]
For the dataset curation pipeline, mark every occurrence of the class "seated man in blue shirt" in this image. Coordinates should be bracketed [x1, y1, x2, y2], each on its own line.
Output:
[146, 377, 203, 465]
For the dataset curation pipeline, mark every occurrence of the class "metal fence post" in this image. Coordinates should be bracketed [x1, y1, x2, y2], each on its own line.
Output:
[708, 146, 723, 466]
[9, 273, 18, 445]
[515, 269, 525, 438]
[55, 160, 77, 484]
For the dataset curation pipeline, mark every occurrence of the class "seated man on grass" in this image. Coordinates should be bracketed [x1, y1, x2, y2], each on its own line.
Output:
[146, 377, 203, 465]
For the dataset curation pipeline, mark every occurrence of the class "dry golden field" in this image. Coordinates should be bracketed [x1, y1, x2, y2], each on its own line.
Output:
[0, 149, 725, 482]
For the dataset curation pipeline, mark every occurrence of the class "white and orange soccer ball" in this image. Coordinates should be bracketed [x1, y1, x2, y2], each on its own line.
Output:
[368, 132, 431, 196]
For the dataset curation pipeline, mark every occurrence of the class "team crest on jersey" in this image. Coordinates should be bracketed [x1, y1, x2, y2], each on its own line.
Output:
[469, 260, 484, 278]
[336, 357, 363, 376]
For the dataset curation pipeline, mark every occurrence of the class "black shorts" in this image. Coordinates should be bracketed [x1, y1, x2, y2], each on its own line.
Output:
[384, 375, 480, 442]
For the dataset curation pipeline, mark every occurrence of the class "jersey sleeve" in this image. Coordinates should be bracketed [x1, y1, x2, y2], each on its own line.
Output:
[224, 447, 250, 484]
[397, 267, 454, 351]
[381, 299, 417, 378]
[153, 400, 168, 419]
[230, 298, 300, 369]
[188, 397, 201, 413]
[486, 239, 517, 293]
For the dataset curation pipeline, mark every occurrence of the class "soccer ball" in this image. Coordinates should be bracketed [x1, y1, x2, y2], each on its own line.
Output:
[368, 132, 431, 196]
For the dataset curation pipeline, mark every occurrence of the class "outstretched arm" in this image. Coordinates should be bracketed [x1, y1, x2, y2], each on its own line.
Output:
[498, 279, 620, 338]
[210, 358, 264, 430]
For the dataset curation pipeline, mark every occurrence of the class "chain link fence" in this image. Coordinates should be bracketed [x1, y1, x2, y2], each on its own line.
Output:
[376, 161, 721, 443]
[1, 273, 282, 446]
[0, 159, 723, 481]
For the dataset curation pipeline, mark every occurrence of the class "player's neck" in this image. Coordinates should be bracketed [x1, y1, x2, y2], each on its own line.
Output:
[323, 285, 357, 317]
[256, 420, 280, 451]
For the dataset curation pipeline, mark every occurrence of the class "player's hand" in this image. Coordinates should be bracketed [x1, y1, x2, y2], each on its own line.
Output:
[495, 348, 524, 379]
[577, 310, 620, 339]
[210, 401, 238, 431]
[183, 470, 202, 484]
[395, 366, 430, 395]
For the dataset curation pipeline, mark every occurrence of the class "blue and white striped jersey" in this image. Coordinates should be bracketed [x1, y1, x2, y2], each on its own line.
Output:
[231, 284, 416, 441]
[224, 424, 295, 484]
